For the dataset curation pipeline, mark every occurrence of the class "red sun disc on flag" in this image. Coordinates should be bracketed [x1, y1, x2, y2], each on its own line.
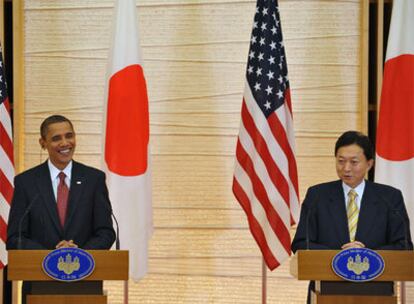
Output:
[105, 64, 149, 176]
[377, 54, 414, 161]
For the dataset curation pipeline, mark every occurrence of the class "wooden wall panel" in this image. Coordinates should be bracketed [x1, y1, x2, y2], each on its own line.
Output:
[104, 276, 308, 304]
[18, 0, 364, 303]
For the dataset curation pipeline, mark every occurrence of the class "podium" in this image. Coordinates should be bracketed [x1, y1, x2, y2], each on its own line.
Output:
[7, 250, 129, 304]
[290, 250, 414, 304]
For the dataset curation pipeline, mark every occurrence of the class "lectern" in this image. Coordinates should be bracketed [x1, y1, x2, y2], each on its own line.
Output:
[8, 250, 129, 304]
[290, 250, 414, 304]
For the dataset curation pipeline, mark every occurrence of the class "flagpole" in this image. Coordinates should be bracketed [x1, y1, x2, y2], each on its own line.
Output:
[400, 282, 405, 304]
[124, 280, 129, 304]
[262, 258, 267, 304]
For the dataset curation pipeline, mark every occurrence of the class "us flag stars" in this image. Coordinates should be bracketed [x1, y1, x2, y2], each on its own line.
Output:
[245, 0, 290, 118]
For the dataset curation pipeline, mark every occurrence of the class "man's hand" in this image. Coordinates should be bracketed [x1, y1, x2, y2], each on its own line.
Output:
[55, 240, 78, 248]
[341, 241, 365, 249]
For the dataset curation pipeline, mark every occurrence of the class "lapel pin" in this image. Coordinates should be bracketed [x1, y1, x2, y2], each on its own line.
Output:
[76, 181, 82, 185]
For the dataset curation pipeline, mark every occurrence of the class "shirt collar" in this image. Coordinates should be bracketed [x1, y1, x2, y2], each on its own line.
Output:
[48, 159, 73, 180]
[342, 180, 365, 199]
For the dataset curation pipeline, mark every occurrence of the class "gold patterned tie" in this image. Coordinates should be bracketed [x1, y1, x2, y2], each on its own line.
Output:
[347, 189, 359, 242]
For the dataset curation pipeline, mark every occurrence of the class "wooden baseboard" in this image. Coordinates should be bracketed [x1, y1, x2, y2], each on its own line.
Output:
[27, 294, 107, 304]
[312, 291, 397, 304]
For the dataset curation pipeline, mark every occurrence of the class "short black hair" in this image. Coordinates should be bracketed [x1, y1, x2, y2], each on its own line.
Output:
[40, 115, 74, 139]
[335, 131, 374, 160]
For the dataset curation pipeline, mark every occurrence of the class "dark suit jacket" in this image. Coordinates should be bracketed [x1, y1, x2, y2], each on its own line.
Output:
[6, 160, 115, 250]
[291, 180, 413, 252]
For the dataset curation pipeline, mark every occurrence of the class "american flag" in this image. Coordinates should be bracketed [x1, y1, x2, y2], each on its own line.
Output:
[0, 45, 14, 268]
[233, 0, 300, 270]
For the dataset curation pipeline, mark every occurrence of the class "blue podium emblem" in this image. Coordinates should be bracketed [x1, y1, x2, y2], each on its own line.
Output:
[42, 248, 95, 282]
[332, 248, 385, 282]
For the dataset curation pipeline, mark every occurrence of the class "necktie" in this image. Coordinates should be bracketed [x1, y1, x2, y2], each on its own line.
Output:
[347, 189, 359, 242]
[57, 172, 69, 227]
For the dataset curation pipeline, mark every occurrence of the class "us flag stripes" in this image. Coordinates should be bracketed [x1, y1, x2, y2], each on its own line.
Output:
[0, 45, 14, 268]
[233, 0, 299, 270]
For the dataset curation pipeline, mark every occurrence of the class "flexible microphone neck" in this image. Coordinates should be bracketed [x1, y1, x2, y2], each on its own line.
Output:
[18, 194, 40, 250]
[392, 208, 410, 250]
[111, 211, 120, 250]
[380, 196, 410, 250]
[305, 194, 319, 250]
[105, 198, 120, 250]
[305, 204, 312, 250]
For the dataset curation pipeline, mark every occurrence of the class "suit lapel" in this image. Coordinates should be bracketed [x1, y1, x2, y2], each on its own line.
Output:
[356, 181, 379, 242]
[328, 180, 350, 245]
[64, 161, 85, 231]
[36, 161, 62, 234]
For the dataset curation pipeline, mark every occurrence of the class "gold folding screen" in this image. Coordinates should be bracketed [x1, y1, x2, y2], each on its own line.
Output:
[13, 0, 366, 303]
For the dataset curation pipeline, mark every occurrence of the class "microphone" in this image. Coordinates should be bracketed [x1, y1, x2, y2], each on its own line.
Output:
[391, 208, 410, 250]
[104, 197, 120, 250]
[305, 204, 313, 250]
[381, 197, 411, 250]
[111, 210, 120, 250]
[304, 193, 319, 250]
[17, 193, 40, 249]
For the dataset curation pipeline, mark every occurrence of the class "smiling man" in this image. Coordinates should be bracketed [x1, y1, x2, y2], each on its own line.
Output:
[291, 131, 413, 303]
[7, 115, 115, 250]
[6, 116, 115, 304]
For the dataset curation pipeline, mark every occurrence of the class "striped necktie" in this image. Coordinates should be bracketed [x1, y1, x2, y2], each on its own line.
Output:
[347, 189, 358, 242]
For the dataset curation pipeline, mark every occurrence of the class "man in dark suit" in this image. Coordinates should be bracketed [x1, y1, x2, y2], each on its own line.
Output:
[7, 115, 115, 250]
[291, 131, 413, 303]
[6, 115, 115, 303]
